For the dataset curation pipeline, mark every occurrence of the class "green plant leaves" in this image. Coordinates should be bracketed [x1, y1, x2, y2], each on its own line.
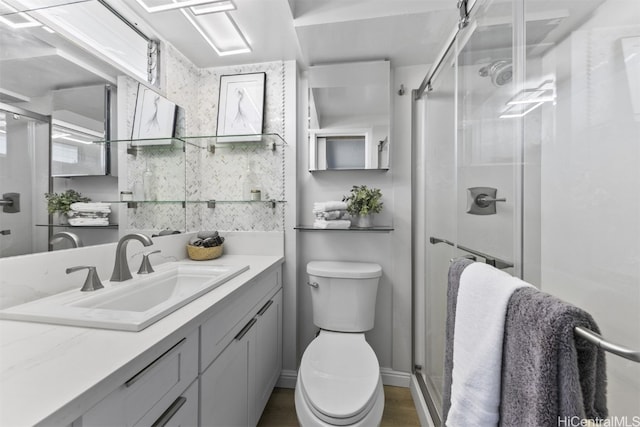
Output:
[343, 185, 383, 216]
[44, 189, 91, 214]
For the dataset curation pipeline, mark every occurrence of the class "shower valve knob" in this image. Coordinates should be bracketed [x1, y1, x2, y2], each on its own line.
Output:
[475, 195, 507, 208]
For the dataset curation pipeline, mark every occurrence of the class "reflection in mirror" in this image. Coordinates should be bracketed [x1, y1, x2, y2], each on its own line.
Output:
[0, 1, 130, 258]
[51, 85, 111, 176]
[308, 61, 390, 171]
[0, 105, 50, 258]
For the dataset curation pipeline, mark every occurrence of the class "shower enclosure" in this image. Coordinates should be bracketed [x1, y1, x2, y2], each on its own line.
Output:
[412, 0, 640, 423]
[0, 104, 50, 257]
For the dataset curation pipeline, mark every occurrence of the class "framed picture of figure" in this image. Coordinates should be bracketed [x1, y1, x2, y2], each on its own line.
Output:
[131, 84, 177, 144]
[216, 72, 266, 137]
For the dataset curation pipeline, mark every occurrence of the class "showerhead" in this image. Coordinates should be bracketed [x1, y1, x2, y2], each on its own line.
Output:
[478, 60, 513, 87]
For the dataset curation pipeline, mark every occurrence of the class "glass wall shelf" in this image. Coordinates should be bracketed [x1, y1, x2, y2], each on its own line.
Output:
[37, 223, 119, 229]
[97, 133, 286, 154]
[104, 200, 287, 206]
[101, 133, 287, 233]
[294, 225, 394, 232]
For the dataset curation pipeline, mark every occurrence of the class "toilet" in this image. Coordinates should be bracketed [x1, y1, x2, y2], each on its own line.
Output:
[295, 261, 385, 427]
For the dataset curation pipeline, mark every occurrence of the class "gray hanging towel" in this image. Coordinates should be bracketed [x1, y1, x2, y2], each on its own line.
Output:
[499, 287, 608, 427]
[442, 257, 473, 426]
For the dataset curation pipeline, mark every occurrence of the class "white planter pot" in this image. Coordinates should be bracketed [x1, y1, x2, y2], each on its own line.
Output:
[354, 214, 373, 228]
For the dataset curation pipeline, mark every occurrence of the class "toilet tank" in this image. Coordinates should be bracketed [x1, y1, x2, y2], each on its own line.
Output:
[307, 261, 382, 332]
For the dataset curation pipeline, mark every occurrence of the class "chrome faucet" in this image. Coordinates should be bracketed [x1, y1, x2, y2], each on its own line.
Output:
[50, 231, 83, 248]
[66, 266, 104, 292]
[110, 233, 153, 282]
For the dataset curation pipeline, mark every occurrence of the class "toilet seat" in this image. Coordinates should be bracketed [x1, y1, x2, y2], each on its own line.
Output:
[299, 331, 380, 425]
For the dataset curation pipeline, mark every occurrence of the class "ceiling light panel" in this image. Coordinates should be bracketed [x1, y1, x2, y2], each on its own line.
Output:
[135, 0, 225, 13]
[180, 9, 250, 56]
[190, 1, 235, 15]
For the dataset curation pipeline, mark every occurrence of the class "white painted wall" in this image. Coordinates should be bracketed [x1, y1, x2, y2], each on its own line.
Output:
[296, 65, 424, 378]
[536, 0, 640, 416]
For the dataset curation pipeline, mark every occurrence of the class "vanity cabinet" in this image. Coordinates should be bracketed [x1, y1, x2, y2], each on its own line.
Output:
[74, 264, 282, 427]
[200, 270, 283, 427]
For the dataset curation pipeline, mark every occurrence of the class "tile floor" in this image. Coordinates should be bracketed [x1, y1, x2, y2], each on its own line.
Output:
[257, 386, 421, 426]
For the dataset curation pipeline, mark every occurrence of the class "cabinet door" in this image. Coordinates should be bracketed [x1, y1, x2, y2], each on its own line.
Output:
[200, 318, 257, 427]
[252, 289, 283, 424]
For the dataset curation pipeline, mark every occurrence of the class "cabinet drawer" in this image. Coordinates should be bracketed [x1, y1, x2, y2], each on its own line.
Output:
[200, 268, 280, 372]
[82, 330, 198, 427]
[141, 378, 198, 427]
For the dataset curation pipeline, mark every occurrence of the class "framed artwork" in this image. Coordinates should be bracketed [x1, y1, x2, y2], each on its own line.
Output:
[131, 84, 177, 144]
[216, 72, 266, 137]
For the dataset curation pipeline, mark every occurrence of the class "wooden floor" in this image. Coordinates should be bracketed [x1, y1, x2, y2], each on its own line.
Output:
[257, 386, 421, 426]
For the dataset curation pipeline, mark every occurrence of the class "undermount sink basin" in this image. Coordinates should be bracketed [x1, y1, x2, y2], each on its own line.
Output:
[0, 262, 249, 331]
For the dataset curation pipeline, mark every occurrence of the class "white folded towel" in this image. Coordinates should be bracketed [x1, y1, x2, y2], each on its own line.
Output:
[68, 218, 109, 226]
[447, 262, 532, 427]
[315, 210, 350, 221]
[312, 219, 351, 229]
[70, 202, 111, 213]
[312, 201, 348, 213]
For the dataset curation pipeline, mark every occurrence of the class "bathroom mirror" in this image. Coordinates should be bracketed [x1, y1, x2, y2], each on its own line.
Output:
[0, 2, 126, 258]
[308, 61, 391, 171]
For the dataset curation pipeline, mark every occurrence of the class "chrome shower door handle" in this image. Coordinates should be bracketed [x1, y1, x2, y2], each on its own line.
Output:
[307, 281, 319, 288]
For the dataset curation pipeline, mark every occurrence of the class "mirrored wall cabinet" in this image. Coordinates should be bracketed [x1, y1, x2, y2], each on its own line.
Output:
[308, 61, 390, 171]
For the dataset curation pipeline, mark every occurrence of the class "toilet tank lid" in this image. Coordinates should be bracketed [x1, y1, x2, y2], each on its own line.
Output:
[307, 261, 382, 279]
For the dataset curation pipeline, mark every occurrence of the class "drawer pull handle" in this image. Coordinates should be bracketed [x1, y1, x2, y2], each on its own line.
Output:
[125, 338, 186, 388]
[235, 318, 257, 341]
[151, 396, 187, 427]
[257, 300, 273, 316]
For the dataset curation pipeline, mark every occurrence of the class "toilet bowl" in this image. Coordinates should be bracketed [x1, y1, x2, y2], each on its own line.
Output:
[295, 331, 385, 426]
[295, 261, 384, 426]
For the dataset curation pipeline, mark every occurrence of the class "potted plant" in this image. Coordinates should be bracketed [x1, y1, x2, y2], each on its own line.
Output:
[343, 185, 383, 228]
[45, 189, 90, 224]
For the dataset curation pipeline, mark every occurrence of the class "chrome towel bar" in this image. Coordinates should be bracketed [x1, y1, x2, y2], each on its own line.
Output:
[575, 326, 640, 363]
[429, 236, 514, 270]
[434, 237, 640, 363]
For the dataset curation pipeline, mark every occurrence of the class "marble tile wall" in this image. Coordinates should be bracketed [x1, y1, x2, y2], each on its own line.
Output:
[124, 44, 287, 233]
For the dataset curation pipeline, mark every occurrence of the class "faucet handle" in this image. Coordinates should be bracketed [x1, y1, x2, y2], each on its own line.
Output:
[137, 250, 161, 275]
[66, 266, 104, 292]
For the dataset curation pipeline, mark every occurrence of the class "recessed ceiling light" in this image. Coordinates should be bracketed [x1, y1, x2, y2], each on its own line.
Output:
[190, 1, 235, 15]
[135, 0, 227, 13]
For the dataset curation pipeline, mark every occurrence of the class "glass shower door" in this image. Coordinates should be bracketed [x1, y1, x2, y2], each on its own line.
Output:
[455, 0, 519, 276]
[418, 44, 458, 421]
[416, 0, 520, 422]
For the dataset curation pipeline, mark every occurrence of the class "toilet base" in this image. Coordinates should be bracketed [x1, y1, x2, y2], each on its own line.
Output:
[294, 377, 384, 427]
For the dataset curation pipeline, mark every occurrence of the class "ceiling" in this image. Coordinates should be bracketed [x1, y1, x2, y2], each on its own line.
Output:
[109, 0, 459, 70]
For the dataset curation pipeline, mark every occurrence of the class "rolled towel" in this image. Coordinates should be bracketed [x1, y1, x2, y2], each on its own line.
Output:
[312, 201, 348, 213]
[313, 219, 351, 229]
[197, 230, 219, 239]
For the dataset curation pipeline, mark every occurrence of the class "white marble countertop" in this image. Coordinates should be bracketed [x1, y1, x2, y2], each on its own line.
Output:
[0, 254, 284, 427]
